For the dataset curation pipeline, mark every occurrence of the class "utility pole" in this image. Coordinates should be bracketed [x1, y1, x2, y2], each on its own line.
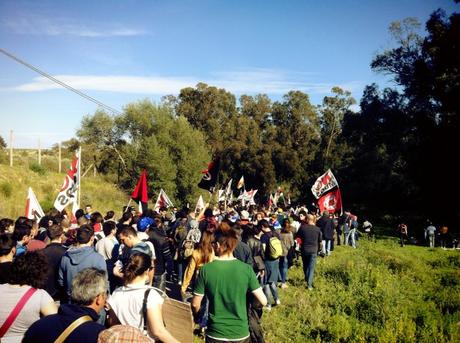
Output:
[9, 130, 13, 167]
[58, 142, 62, 173]
[38, 138, 41, 165]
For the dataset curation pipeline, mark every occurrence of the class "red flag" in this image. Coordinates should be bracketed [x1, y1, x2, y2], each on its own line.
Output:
[131, 170, 149, 205]
[318, 188, 342, 214]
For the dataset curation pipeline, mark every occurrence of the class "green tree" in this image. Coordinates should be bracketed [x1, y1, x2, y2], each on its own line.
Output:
[175, 83, 237, 153]
[368, 7, 460, 220]
[0, 135, 6, 149]
[318, 87, 356, 171]
[270, 91, 321, 201]
[116, 100, 210, 206]
[77, 110, 126, 174]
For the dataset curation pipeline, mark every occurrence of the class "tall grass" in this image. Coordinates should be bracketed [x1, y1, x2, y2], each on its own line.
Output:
[261, 239, 460, 342]
[0, 164, 129, 219]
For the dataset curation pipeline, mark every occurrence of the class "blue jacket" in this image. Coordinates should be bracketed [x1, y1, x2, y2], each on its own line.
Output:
[58, 246, 107, 302]
[23, 304, 105, 343]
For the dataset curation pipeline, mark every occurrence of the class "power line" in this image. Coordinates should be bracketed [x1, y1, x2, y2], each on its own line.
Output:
[0, 48, 122, 115]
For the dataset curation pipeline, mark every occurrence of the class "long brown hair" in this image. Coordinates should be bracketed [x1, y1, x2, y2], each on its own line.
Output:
[197, 231, 214, 264]
[123, 253, 151, 285]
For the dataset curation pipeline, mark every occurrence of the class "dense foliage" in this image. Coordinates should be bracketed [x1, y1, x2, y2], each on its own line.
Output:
[69, 6, 459, 229]
[260, 238, 460, 343]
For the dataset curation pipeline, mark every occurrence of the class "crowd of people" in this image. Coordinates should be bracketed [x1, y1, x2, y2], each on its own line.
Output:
[0, 202, 366, 343]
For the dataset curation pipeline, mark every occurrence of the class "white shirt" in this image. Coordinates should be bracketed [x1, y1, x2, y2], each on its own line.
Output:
[108, 284, 164, 336]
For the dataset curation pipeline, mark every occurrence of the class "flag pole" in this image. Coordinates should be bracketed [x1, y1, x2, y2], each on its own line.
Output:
[77, 146, 81, 208]
[124, 199, 132, 213]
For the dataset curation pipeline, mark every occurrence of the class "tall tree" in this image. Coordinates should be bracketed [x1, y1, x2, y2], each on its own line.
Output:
[318, 87, 356, 171]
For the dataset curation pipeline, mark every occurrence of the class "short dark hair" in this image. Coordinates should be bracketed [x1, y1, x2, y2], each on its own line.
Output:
[104, 211, 115, 221]
[13, 225, 31, 242]
[0, 218, 14, 233]
[103, 221, 116, 236]
[75, 209, 85, 220]
[90, 212, 103, 224]
[47, 224, 64, 240]
[119, 226, 137, 238]
[120, 211, 133, 223]
[15, 217, 34, 229]
[76, 224, 94, 244]
[0, 233, 16, 256]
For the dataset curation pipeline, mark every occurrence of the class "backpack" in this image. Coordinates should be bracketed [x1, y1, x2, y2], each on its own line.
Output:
[181, 240, 195, 259]
[268, 236, 283, 259]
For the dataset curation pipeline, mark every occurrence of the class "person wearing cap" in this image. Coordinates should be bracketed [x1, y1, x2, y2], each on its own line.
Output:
[58, 224, 108, 304]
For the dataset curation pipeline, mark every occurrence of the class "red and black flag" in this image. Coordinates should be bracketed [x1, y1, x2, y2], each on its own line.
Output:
[131, 170, 149, 214]
[198, 157, 220, 193]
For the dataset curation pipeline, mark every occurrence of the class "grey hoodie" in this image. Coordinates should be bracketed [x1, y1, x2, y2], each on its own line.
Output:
[58, 246, 107, 302]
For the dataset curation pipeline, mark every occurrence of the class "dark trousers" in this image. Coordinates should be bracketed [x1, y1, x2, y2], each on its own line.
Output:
[301, 253, 317, 288]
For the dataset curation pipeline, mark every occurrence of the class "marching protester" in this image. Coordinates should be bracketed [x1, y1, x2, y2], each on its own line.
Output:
[397, 222, 408, 247]
[107, 253, 180, 343]
[42, 224, 68, 301]
[425, 221, 436, 248]
[23, 268, 107, 343]
[279, 219, 294, 288]
[192, 224, 267, 342]
[259, 220, 282, 310]
[0, 233, 15, 284]
[295, 212, 322, 290]
[0, 251, 58, 342]
[58, 225, 107, 304]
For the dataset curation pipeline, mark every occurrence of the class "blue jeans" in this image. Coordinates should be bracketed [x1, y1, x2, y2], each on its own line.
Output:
[346, 229, 356, 248]
[322, 240, 331, 255]
[301, 253, 317, 288]
[279, 257, 288, 283]
[263, 281, 279, 304]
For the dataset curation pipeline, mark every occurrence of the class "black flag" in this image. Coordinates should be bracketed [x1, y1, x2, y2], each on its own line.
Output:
[198, 157, 220, 192]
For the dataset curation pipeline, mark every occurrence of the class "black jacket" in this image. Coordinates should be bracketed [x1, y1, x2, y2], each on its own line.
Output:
[23, 304, 105, 343]
[295, 224, 322, 255]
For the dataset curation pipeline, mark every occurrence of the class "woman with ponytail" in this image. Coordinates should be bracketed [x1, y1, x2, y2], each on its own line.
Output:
[107, 253, 180, 343]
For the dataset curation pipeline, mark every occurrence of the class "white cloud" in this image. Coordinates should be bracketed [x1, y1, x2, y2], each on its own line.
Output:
[2, 16, 146, 37]
[10, 69, 363, 96]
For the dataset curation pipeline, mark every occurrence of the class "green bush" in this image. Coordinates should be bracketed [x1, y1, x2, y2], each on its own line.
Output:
[0, 181, 13, 198]
[29, 162, 47, 175]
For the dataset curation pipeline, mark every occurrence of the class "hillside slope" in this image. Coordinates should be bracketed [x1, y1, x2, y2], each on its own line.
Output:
[260, 238, 460, 342]
[0, 164, 129, 218]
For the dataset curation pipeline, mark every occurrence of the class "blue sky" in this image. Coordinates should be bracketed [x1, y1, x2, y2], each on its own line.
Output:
[0, 0, 457, 148]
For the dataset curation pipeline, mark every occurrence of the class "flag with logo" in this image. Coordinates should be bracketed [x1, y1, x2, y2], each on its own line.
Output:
[54, 149, 80, 212]
[154, 189, 174, 211]
[25, 187, 45, 220]
[198, 157, 220, 192]
[311, 169, 339, 199]
[131, 170, 149, 214]
[317, 188, 343, 213]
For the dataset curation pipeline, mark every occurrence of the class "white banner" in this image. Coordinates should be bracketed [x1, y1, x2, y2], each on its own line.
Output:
[311, 169, 339, 199]
[54, 149, 80, 212]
